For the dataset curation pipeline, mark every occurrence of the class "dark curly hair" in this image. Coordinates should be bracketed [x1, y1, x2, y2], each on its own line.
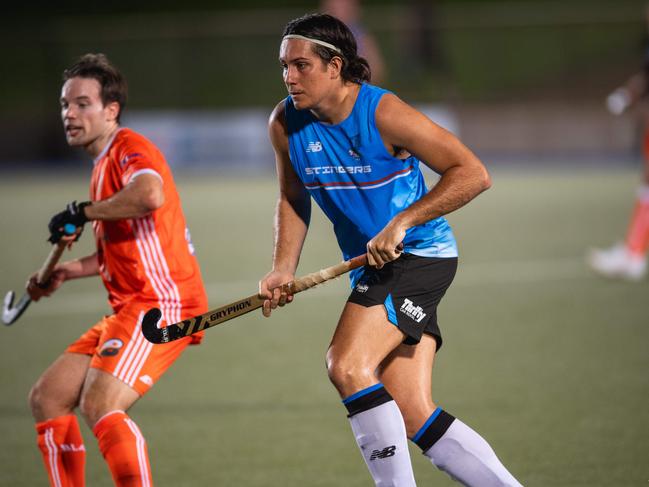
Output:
[283, 13, 371, 84]
[63, 53, 127, 122]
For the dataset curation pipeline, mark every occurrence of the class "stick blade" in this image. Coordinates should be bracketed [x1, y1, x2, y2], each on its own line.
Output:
[2, 291, 16, 325]
[141, 308, 187, 344]
[3, 291, 31, 326]
[141, 308, 168, 343]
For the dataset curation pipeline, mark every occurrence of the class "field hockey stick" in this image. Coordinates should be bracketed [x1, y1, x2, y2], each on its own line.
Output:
[141, 253, 369, 344]
[2, 224, 77, 325]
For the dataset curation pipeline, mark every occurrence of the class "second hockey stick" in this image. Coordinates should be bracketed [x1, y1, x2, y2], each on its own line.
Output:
[141, 253, 368, 344]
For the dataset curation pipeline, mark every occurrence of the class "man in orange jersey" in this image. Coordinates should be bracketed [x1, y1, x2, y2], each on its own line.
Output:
[25, 53, 208, 487]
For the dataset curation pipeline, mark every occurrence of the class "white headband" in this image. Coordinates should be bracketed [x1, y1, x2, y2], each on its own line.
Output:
[282, 34, 343, 55]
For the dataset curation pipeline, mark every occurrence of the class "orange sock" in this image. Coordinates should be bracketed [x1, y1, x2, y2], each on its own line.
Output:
[36, 414, 86, 487]
[625, 187, 649, 257]
[63, 415, 86, 486]
[93, 410, 152, 487]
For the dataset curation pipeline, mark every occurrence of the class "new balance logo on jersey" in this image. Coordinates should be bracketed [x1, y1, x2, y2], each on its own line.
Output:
[119, 153, 144, 167]
[400, 298, 427, 323]
[369, 445, 397, 460]
[306, 141, 323, 153]
[185, 227, 196, 255]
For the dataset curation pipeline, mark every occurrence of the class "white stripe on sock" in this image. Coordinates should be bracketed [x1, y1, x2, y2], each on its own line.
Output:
[124, 417, 151, 487]
[44, 428, 63, 487]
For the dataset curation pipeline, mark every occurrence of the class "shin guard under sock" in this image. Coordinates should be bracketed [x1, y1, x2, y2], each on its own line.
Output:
[36, 414, 86, 487]
[343, 384, 416, 487]
[93, 410, 152, 487]
[412, 408, 522, 487]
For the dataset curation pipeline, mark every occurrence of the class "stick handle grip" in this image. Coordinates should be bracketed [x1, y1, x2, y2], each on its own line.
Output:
[36, 223, 77, 285]
[36, 240, 68, 285]
[285, 253, 368, 294]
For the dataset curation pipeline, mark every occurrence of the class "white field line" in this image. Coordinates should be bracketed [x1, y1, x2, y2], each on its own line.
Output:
[23, 256, 592, 318]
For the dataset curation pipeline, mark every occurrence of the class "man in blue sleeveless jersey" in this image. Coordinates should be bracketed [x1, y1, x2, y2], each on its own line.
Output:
[259, 13, 523, 487]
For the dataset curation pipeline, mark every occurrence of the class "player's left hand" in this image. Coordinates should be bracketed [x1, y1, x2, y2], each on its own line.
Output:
[367, 220, 406, 269]
[48, 200, 91, 243]
[26, 267, 67, 301]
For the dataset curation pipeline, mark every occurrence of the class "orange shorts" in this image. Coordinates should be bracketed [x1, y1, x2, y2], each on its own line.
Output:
[66, 300, 205, 396]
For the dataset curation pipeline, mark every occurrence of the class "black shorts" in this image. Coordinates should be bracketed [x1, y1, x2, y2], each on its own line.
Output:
[348, 253, 457, 348]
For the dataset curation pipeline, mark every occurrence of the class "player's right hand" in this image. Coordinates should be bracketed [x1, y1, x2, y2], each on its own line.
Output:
[367, 220, 406, 269]
[26, 268, 67, 301]
[258, 270, 295, 317]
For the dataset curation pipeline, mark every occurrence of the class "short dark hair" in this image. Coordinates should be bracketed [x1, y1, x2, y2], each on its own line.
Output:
[283, 13, 371, 84]
[63, 53, 127, 122]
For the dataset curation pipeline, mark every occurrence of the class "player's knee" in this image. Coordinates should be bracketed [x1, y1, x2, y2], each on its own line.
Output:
[28, 379, 71, 419]
[326, 352, 373, 391]
[27, 382, 44, 416]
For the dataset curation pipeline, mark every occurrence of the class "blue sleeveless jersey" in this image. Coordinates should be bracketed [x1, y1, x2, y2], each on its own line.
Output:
[285, 83, 458, 273]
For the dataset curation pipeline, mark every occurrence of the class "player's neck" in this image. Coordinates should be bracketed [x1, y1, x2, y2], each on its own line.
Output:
[85, 123, 120, 158]
[311, 82, 361, 125]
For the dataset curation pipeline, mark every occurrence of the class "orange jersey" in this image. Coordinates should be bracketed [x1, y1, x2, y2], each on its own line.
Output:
[89, 128, 207, 331]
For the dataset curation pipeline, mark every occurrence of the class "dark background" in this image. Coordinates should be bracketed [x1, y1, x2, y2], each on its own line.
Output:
[1, 0, 646, 166]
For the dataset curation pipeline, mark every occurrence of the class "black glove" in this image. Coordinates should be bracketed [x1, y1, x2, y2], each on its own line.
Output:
[48, 200, 92, 243]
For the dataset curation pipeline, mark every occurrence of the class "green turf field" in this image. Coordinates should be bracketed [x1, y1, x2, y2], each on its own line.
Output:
[0, 169, 647, 486]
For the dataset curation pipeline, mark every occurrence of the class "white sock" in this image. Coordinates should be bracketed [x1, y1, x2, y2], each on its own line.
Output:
[414, 409, 522, 487]
[344, 384, 416, 487]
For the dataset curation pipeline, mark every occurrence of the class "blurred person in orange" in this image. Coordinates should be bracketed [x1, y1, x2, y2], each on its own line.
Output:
[26, 53, 208, 486]
[588, 7, 649, 281]
[321, 0, 386, 83]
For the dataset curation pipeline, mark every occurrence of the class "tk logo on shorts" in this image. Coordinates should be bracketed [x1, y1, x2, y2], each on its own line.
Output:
[369, 445, 397, 460]
[99, 338, 123, 357]
[400, 298, 427, 323]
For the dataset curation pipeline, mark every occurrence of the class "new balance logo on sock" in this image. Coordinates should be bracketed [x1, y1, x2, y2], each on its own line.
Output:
[369, 445, 396, 460]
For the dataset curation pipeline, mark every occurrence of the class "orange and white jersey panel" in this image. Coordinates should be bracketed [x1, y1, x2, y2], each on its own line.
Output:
[89, 128, 207, 340]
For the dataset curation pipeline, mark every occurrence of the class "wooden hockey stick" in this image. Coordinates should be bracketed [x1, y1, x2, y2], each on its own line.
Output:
[2, 224, 76, 325]
[141, 253, 368, 344]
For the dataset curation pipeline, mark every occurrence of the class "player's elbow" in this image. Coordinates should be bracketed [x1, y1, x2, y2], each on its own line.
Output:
[130, 174, 165, 214]
[480, 167, 492, 192]
[473, 163, 491, 193]
[141, 187, 165, 212]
